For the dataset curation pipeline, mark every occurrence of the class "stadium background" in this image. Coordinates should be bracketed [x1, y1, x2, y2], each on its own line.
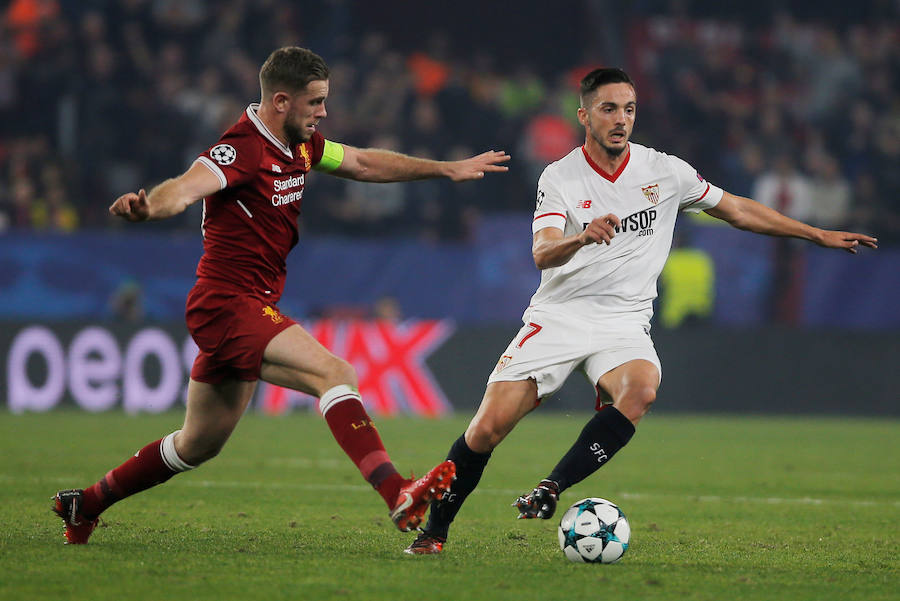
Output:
[1, 0, 897, 416]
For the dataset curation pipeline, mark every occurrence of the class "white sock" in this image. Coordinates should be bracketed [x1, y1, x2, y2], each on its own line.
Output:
[160, 430, 196, 472]
[319, 385, 362, 416]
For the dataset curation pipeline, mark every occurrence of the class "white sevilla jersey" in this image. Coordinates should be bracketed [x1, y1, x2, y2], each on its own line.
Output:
[529, 142, 723, 328]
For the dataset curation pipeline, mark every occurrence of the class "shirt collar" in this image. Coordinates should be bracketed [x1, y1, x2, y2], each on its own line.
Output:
[246, 103, 293, 159]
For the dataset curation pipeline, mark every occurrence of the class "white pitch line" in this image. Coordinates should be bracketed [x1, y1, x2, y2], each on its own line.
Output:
[177, 480, 899, 508]
[10, 474, 898, 508]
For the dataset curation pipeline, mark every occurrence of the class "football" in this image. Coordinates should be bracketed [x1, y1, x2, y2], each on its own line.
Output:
[557, 497, 630, 563]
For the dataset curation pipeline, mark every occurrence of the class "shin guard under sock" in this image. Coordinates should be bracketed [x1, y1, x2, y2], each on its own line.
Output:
[424, 434, 491, 538]
[81, 431, 195, 518]
[319, 385, 401, 506]
[547, 405, 635, 492]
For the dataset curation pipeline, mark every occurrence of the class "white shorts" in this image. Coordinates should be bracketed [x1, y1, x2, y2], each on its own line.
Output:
[487, 308, 662, 402]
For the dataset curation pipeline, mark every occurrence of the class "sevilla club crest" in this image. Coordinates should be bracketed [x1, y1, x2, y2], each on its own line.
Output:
[641, 183, 660, 205]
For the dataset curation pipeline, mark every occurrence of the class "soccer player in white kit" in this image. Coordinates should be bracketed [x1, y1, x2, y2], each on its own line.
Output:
[405, 68, 878, 555]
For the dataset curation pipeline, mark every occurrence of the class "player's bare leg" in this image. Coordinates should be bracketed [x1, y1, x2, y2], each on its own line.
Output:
[516, 359, 661, 520]
[598, 359, 661, 425]
[407, 379, 538, 554]
[175, 379, 259, 464]
[464, 379, 540, 453]
[260, 324, 358, 397]
[260, 324, 454, 531]
[52, 378, 255, 544]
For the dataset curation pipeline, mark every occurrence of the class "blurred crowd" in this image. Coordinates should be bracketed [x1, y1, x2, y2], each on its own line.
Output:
[0, 0, 897, 243]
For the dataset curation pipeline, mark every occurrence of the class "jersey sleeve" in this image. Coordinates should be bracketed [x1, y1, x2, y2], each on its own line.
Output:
[670, 155, 724, 213]
[195, 129, 263, 190]
[532, 168, 568, 233]
[306, 131, 327, 168]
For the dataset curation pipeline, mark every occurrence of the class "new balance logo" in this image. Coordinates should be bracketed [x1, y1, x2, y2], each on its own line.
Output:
[576, 200, 593, 209]
[272, 164, 282, 173]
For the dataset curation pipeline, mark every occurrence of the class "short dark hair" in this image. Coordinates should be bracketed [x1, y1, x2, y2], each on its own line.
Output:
[259, 47, 329, 98]
[579, 67, 634, 105]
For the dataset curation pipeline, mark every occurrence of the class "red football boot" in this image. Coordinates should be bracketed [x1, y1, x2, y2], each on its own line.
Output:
[390, 460, 455, 532]
[52, 489, 99, 544]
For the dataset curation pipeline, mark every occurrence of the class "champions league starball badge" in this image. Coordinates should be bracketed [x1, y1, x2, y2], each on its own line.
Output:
[210, 144, 237, 165]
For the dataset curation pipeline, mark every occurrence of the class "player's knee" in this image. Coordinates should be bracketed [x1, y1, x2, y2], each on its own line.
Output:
[465, 416, 510, 453]
[322, 356, 358, 391]
[465, 424, 501, 453]
[616, 385, 656, 422]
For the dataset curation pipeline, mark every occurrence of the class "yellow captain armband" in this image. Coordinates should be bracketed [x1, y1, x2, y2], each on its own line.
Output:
[314, 139, 344, 172]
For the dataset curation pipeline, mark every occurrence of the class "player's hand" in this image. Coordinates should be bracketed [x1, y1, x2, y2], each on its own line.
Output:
[579, 214, 621, 246]
[815, 229, 878, 254]
[445, 150, 510, 182]
[109, 189, 151, 222]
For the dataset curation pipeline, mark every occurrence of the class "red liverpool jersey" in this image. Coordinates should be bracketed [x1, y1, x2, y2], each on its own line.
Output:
[193, 103, 325, 300]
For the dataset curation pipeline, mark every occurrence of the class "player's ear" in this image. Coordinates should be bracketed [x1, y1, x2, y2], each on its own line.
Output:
[271, 91, 291, 113]
[577, 107, 589, 127]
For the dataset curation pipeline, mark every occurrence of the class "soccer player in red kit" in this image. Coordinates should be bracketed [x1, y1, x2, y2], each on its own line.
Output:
[51, 46, 510, 544]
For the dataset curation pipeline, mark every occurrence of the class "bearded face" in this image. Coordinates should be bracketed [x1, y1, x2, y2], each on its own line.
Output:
[579, 82, 636, 158]
[283, 80, 329, 146]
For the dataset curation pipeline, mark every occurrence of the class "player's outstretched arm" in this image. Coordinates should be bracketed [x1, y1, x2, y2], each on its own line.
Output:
[331, 146, 510, 183]
[109, 162, 222, 222]
[705, 192, 877, 254]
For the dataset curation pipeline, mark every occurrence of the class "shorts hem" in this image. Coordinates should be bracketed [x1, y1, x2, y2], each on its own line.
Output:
[584, 354, 662, 387]
[488, 371, 555, 399]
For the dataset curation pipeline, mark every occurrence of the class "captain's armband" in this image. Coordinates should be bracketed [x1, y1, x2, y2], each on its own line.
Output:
[314, 139, 345, 172]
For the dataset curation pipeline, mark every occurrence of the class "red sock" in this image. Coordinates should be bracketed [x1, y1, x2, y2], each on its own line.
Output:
[81, 436, 183, 518]
[320, 386, 402, 507]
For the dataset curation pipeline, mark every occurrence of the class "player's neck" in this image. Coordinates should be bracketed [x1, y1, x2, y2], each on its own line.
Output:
[583, 139, 630, 176]
[256, 103, 290, 147]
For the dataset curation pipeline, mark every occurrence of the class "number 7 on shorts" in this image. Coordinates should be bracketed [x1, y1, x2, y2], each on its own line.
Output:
[516, 322, 542, 348]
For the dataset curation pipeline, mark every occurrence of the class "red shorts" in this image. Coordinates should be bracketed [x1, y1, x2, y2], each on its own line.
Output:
[185, 283, 296, 384]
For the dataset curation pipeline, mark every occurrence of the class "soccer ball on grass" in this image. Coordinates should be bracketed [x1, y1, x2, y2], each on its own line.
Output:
[558, 497, 630, 563]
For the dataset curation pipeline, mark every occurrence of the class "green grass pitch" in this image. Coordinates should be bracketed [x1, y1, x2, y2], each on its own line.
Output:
[1, 411, 897, 601]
